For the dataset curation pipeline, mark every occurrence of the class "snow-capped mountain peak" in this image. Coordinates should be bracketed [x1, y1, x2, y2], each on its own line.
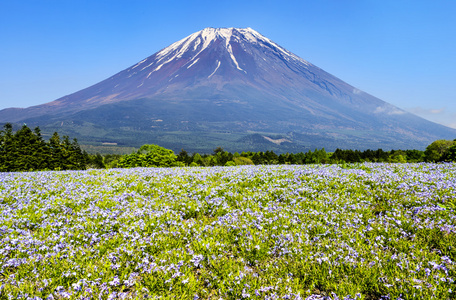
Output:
[1, 27, 454, 152]
[128, 27, 310, 78]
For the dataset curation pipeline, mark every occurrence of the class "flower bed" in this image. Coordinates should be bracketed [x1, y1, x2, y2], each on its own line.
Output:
[1, 164, 455, 299]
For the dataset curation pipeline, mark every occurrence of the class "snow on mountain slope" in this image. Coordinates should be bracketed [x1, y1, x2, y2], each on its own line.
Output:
[135, 28, 306, 74]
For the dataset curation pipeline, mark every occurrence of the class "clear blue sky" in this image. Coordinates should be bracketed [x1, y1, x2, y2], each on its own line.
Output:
[1, 0, 455, 128]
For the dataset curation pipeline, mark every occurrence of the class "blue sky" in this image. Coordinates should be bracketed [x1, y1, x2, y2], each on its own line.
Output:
[1, 0, 455, 128]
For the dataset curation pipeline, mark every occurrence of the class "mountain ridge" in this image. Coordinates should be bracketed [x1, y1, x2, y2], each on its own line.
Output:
[1, 27, 454, 152]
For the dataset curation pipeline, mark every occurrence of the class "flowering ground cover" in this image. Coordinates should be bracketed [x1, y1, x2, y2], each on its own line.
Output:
[0, 163, 455, 299]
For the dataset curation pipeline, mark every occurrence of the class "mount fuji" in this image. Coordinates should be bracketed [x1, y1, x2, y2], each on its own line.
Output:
[1, 27, 454, 152]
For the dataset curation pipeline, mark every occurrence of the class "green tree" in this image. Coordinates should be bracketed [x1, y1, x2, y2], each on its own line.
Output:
[264, 150, 278, 164]
[2, 124, 52, 171]
[405, 149, 425, 163]
[233, 156, 254, 165]
[424, 140, 455, 162]
[278, 153, 287, 164]
[13, 125, 36, 171]
[118, 144, 179, 168]
[294, 152, 306, 164]
[48, 132, 63, 170]
[88, 153, 105, 169]
[212, 147, 233, 166]
[0, 123, 16, 171]
[330, 149, 346, 163]
[388, 150, 407, 163]
[251, 152, 262, 165]
[61, 136, 75, 169]
[313, 148, 329, 164]
[0, 124, 86, 172]
[65, 137, 87, 170]
[104, 154, 122, 168]
[443, 142, 456, 162]
[177, 149, 192, 165]
[140, 144, 178, 167]
[117, 152, 143, 168]
[33, 126, 51, 170]
[192, 153, 203, 166]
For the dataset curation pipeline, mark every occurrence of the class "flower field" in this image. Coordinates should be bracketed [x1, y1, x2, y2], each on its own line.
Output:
[1, 163, 455, 299]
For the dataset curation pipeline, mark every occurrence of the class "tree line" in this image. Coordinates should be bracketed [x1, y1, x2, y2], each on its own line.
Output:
[1, 123, 455, 171]
[109, 140, 456, 168]
[0, 123, 88, 172]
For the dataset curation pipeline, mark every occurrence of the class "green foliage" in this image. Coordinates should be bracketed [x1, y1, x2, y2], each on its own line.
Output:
[445, 143, 456, 162]
[424, 139, 455, 162]
[2, 125, 452, 172]
[113, 144, 435, 168]
[388, 150, 407, 163]
[87, 153, 105, 169]
[233, 156, 254, 165]
[225, 160, 236, 166]
[117, 144, 179, 168]
[405, 149, 425, 162]
[192, 153, 203, 166]
[212, 147, 233, 166]
[102, 154, 122, 168]
[0, 123, 87, 172]
[177, 148, 192, 165]
[94, 138, 456, 167]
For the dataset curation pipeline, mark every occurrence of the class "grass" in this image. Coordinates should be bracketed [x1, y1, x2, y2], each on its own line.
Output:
[0, 163, 455, 299]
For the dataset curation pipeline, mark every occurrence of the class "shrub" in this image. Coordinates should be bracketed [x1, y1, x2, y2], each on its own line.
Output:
[234, 156, 254, 165]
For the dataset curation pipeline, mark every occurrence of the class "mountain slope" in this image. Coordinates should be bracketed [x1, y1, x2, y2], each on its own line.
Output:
[1, 27, 454, 152]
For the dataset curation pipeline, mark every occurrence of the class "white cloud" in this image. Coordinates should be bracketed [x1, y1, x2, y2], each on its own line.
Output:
[443, 113, 456, 129]
[388, 108, 406, 115]
[408, 106, 445, 115]
[374, 106, 386, 113]
[429, 108, 445, 114]
[374, 105, 405, 115]
[446, 122, 456, 129]
[407, 106, 456, 129]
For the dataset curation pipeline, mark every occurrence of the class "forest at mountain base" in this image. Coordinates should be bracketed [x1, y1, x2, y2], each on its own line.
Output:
[1, 123, 455, 172]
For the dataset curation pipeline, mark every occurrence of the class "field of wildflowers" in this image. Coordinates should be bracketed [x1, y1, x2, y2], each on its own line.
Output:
[0, 163, 455, 299]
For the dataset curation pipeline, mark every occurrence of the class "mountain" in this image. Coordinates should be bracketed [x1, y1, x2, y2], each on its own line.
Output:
[1, 27, 455, 153]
